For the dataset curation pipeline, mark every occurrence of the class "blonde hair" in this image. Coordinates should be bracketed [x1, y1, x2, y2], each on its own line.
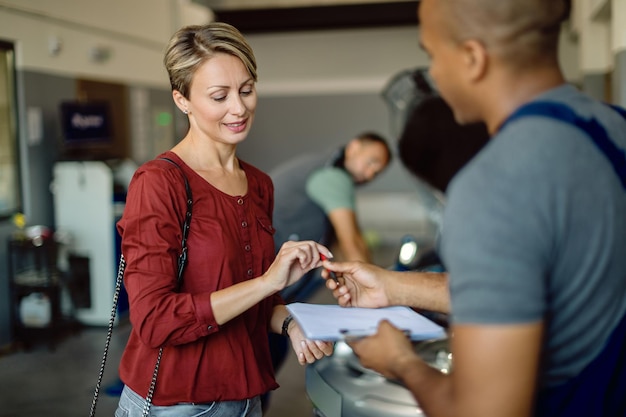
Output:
[163, 22, 257, 98]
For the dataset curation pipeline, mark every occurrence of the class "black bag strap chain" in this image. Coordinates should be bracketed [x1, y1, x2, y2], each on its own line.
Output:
[89, 157, 193, 417]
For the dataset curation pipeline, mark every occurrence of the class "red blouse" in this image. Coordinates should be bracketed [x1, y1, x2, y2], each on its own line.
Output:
[117, 152, 282, 405]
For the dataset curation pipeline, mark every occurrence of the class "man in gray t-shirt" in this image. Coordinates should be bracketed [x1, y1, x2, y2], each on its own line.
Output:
[441, 84, 626, 389]
[263, 132, 390, 411]
[321, 0, 626, 416]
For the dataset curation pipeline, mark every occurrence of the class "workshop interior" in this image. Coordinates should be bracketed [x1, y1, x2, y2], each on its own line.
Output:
[0, 1, 623, 417]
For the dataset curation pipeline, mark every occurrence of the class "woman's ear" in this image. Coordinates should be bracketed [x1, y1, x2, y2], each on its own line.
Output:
[172, 90, 189, 114]
[462, 39, 488, 82]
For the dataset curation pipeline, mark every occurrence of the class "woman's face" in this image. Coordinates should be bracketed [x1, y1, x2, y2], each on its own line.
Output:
[184, 52, 257, 145]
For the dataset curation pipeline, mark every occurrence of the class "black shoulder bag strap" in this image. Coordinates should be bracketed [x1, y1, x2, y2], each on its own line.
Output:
[89, 157, 193, 417]
[160, 157, 194, 290]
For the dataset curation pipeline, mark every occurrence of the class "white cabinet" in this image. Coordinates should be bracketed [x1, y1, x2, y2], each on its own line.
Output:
[51, 161, 125, 326]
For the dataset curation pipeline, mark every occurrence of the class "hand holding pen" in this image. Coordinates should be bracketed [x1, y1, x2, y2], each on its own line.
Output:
[320, 259, 391, 309]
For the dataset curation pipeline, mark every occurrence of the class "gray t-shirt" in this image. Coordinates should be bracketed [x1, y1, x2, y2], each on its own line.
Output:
[440, 84, 626, 387]
[270, 151, 352, 252]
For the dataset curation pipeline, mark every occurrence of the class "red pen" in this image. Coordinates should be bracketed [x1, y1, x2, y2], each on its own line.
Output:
[320, 253, 340, 284]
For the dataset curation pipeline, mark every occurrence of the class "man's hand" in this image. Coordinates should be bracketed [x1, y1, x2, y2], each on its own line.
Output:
[324, 261, 450, 313]
[348, 320, 420, 380]
[321, 260, 391, 308]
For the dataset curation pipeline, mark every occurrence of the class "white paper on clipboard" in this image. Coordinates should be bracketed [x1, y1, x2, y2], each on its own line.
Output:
[286, 303, 446, 341]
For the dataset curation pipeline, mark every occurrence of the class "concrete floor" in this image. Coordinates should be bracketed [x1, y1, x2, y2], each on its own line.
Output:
[0, 246, 398, 417]
[0, 291, 336, 417]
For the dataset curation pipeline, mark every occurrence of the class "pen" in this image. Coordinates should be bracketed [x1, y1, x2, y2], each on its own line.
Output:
[339, 328, 412, 341]
[339, 328, 374, 341]
[320, 253, 340, 285]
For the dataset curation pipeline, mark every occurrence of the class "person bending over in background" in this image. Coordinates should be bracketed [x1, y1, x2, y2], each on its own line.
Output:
[115, 22, 333, 417]
[323, 0, 626, 416]
[263, 132, 390, 411]
[270, 132, 391, 303]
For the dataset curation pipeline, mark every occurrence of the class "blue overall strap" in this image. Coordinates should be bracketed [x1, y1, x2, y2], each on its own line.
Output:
[500, 101, 626, 189]
[534, 311, 626, 417]
[501, 102, 626, 415]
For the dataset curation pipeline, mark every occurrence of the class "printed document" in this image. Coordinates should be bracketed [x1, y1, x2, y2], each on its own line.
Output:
[286, 303, 446, 341]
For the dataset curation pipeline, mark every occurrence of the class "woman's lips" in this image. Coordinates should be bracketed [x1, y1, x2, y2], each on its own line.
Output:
[224, 119, 247, 133]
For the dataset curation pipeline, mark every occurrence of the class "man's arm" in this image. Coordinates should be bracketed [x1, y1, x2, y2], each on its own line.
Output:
[350, 320, 543, 417]
[327, 207, 371, 262]
[323, 260, 450, 313]
[390, 270, 449, 313]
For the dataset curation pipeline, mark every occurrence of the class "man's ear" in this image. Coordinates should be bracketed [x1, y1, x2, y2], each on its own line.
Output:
[462, 39, 488, 82]
[172, 90, 188, 114]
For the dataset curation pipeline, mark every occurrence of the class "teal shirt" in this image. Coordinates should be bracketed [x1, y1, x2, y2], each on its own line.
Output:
[306, 167, 355, 213]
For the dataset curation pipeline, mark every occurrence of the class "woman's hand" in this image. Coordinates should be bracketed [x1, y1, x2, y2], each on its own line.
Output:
[286, 321, 334, 365]
[263, 241, 333, 292]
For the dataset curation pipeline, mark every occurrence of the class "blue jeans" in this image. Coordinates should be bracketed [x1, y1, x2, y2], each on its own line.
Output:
[115, 385, 262, 417]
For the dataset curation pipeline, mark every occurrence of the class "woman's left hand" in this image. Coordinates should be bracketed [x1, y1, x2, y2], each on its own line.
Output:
[287, 322, 334, 365]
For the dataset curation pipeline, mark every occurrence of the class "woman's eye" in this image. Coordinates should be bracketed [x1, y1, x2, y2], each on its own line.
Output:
[212, 96, 226, 102]
[241, 89, 253, 96]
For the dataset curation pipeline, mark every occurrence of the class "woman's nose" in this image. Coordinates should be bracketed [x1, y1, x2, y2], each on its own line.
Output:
[230, 95, 246, 115]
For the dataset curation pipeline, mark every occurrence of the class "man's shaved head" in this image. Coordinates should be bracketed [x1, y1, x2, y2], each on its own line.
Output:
[436, 0, 571, 68]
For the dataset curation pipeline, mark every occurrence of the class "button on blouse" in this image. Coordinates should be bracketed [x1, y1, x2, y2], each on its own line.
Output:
[117, 151, 280, 405]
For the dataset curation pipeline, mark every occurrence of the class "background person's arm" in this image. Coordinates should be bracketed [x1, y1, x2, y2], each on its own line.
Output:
[327, 207, 371, 262]
[306, 167, 374, 261]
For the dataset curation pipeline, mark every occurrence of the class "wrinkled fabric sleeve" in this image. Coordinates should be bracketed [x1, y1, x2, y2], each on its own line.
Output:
[118, 165, 216, 348]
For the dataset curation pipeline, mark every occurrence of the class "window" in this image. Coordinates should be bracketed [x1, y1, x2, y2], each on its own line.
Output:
[0, 41, 20, 218]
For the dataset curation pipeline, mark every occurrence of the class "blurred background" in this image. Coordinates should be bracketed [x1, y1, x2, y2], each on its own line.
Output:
[0, 0, 624, 415]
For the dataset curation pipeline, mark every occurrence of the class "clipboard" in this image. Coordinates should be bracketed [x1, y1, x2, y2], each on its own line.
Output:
[286, 303, 446, 341]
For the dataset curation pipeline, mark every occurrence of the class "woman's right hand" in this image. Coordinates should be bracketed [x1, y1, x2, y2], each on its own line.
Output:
[263, 240, 333, 292]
